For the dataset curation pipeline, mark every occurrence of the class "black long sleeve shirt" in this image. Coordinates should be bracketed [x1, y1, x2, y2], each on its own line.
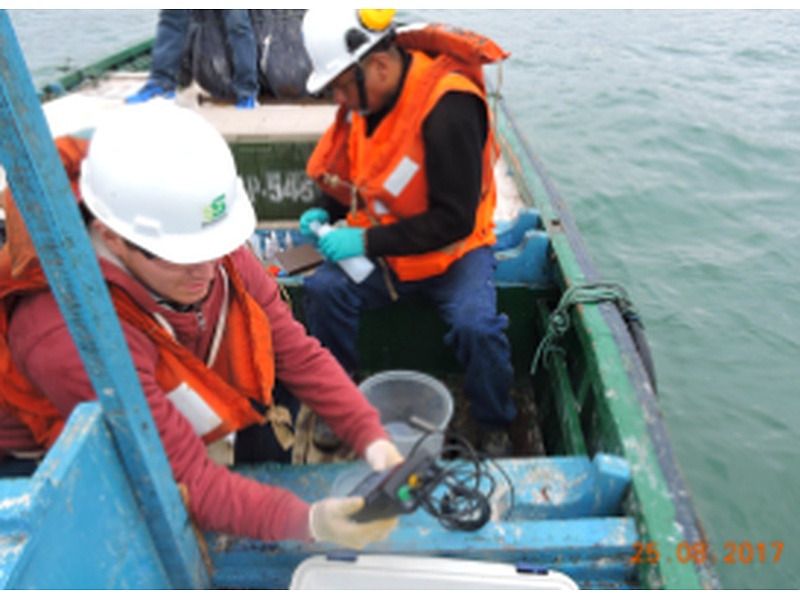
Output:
[319, 53, 488, 258]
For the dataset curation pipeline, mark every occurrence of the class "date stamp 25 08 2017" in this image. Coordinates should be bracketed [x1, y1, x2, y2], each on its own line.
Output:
[631, 541, 784, 566]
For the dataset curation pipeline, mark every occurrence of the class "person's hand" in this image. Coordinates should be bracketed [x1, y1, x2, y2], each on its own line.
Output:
[299, 207, 329, 238]
[309, 496, 398, 549]
[318, 227, 365, 262]
[365, 438, 405, 471]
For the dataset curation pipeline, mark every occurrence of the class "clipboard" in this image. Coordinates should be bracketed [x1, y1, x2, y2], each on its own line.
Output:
[274, 244, 325, 275]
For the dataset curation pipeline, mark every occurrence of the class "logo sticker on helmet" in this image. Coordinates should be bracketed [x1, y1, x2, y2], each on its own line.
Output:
[203, 194, 227, 225]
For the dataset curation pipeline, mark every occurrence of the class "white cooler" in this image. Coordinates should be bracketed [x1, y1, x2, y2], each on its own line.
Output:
[289, 554, 580, 590]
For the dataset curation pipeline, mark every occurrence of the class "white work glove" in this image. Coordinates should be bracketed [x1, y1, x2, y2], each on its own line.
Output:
[364, 438, 405, 471]
[309, 496, 398, 549]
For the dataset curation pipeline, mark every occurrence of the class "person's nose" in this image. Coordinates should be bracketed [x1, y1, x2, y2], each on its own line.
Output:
[185, 260, 216, 279]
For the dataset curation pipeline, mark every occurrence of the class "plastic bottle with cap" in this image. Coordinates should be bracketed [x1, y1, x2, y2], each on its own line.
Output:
[311, 222, 375, 284]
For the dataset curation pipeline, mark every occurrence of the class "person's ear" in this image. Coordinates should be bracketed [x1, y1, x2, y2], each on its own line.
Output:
[93, 221, 126, 257]
[369, 52, 390, 84]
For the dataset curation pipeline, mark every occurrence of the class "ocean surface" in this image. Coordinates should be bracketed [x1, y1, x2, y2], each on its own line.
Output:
[6, 9, 799, 590]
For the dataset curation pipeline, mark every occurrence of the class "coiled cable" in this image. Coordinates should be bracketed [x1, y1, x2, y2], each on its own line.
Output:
[405, 428, 515, 532]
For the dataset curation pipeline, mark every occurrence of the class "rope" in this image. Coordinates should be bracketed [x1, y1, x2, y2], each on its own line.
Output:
[531, 281, 639, 377]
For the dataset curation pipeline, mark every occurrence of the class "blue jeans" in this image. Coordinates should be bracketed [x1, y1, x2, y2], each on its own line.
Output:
[150, 9, 257, 99]
[149, 9, 191, 91]
[220, 9, 258, 99]
[304, 247, 516, 430]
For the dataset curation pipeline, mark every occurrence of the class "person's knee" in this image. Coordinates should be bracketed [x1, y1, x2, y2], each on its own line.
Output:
[305, 265, 349, 300]
[449, 303, 507, 339]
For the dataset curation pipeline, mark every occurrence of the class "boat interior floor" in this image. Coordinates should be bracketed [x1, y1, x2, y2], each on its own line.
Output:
[443, 376, 546, 458]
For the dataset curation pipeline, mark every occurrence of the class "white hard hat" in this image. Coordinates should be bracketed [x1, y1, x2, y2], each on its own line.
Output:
[303, 8, 397, 95]
[80, 101, 255, 264]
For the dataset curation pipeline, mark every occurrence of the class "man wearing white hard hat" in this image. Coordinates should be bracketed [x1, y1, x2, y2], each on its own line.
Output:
[298, 9, 517, 456]
[0, 101, 402, 548]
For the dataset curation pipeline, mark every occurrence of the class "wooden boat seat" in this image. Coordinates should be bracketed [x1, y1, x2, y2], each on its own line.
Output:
[228, 453, 632, 520]
[207, 454, 635, 589]
[207, 514, 639, 589]
[0, 401, 637, 590]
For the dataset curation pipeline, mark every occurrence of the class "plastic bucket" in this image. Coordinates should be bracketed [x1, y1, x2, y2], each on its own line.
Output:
[329, 462, 372, 498]
[359, 370, 454, 455]
[383, 421, 423, 456]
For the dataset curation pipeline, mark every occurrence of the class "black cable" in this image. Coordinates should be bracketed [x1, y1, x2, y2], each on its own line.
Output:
[404, 429, 515, 532]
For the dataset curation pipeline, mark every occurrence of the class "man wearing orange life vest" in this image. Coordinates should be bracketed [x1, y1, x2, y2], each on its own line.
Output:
[299, 9, 517, 456]
[0, 102, 403, 548]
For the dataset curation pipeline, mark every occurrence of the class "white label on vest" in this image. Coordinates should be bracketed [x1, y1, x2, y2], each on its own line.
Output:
[372, 200, 389, 216]
[383, 156, 419, 198]
[166, 382, 222, 436]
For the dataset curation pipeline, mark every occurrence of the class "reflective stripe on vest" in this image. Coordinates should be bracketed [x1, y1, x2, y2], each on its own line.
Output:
[167, 382, 224, 437]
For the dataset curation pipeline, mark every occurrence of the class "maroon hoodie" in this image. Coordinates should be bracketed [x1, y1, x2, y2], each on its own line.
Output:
[1, 244, 386, 542]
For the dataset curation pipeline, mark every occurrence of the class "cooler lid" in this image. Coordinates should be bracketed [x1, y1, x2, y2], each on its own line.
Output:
[289, 554, 580, 590]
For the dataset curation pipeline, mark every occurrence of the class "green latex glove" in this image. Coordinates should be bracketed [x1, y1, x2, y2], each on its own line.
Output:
[299, 207, 329, 238]
[318, 227, 365, 262]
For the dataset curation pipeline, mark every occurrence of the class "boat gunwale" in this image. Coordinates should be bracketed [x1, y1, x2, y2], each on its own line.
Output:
[495, 97, 719, 589]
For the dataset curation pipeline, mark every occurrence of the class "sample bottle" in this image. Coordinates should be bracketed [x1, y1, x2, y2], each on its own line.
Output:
[311, 222, 375, 284]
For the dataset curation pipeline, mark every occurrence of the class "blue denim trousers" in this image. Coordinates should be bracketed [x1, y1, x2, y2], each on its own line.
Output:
[149, 9, 191, 91]
[150, 9, 257, 99]
[220, 9, 258, 99]
[304, 246, 516, 430]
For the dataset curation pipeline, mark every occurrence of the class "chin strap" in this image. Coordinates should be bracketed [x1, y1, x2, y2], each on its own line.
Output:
[354, 64, 369, 115]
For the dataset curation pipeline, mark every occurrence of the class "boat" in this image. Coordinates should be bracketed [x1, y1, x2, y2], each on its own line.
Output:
[0, 12, 720, 590]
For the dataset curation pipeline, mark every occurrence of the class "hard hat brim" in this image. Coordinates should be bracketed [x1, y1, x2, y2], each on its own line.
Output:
[306, 64, 349, 96]
[306, 70, 329, 96]
[304, 30, 390, 96]
[84, 175, 256, 266]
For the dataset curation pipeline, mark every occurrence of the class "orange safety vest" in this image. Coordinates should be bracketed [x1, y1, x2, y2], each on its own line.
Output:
[0, 136, 91, 449]
[0, 138, 275, 449]
[306, 24, 509, 282]
[108, 256, 276, 445]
